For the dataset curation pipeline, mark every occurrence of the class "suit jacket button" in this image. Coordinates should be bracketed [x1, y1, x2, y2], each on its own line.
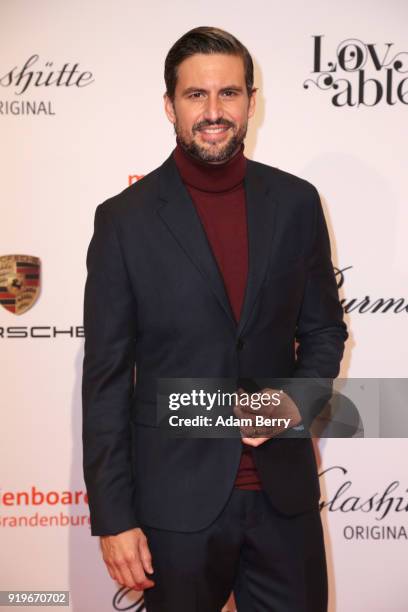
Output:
[237, 338, 244, 351]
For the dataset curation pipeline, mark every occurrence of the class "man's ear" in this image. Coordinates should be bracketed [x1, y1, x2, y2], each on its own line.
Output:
[248, 87, 258, 119]
[164, 93, 176, 124]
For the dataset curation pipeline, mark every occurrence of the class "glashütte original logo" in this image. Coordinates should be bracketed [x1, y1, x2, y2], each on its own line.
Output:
[303, 36, 408, 107]
[0, 255, 40, 314]
[320, 465, 408, 541]
[0, 54, 94, 116]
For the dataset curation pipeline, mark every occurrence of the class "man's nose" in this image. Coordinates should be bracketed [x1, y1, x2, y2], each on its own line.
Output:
[203, 94, 223, 122]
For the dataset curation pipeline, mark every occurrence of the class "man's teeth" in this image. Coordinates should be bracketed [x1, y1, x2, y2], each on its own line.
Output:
[202, 126, 229, 132]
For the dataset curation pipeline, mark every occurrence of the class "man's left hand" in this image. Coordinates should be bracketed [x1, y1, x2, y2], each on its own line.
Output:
[233, 387, 302, 447]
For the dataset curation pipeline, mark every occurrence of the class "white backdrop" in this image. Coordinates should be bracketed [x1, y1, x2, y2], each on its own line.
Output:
[1, 0, 407, 610]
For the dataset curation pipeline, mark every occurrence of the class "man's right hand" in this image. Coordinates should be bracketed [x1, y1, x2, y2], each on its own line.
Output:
[100, 527, 155, 591]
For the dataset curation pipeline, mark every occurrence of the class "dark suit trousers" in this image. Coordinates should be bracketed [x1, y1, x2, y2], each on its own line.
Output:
[142, 489, 328, 612]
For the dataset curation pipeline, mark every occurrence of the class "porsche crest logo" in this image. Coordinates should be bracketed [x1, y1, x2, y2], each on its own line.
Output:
[0, 255, 41, 314]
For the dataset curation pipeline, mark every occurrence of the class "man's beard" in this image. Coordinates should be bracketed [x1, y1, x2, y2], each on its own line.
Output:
[174, 117, 247, 163]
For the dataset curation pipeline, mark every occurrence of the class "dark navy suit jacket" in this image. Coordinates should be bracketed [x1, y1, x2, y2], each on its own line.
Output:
[82, 152, 348, 536]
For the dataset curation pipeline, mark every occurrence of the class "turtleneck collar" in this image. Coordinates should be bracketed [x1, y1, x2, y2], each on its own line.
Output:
[173, 137, 247, 193]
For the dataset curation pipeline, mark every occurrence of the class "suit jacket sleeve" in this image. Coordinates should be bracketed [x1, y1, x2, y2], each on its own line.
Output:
[82, 202, 139, 536]
[284, 185, 348, 431]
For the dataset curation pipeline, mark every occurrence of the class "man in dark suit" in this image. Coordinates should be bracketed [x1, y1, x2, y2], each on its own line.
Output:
[82, 26, 348, 612]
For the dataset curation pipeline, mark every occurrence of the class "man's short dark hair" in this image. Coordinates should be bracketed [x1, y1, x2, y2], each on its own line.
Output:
[164, 26, 255, 102]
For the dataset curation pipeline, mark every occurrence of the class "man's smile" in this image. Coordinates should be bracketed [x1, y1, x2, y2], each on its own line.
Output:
[197, 125, 231, 142]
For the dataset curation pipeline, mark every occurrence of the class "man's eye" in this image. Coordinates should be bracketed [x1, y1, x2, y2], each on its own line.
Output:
[222, 90, 237, 97]
[189, 92, 204, 99]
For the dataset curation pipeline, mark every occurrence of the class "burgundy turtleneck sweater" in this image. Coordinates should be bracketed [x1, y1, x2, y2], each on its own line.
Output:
[173, 139, 262, 490]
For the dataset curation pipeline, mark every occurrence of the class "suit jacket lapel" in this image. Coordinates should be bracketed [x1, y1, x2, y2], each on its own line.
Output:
[157, 153, 237, 329]
[156, 153, 279, 336]
[237, 159, 278, 337]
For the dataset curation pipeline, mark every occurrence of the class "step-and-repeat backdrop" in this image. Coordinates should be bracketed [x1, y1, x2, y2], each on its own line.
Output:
[1, 1, 407, 610]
